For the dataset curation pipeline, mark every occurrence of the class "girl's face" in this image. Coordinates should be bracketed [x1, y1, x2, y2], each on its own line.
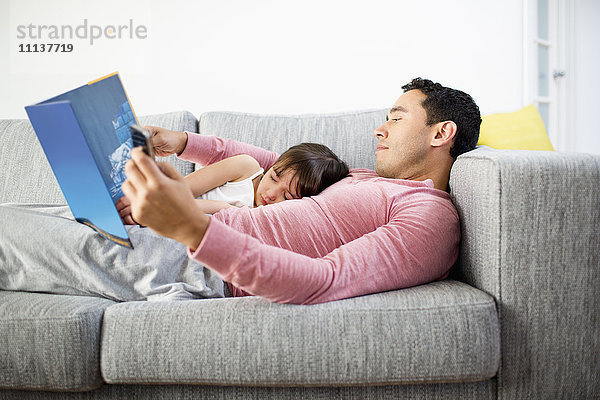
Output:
[254, 166, 300, 206]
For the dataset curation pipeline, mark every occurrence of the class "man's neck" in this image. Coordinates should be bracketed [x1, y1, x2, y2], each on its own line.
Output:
[412, 158, 453, 192]
[429, 171, 450, 192]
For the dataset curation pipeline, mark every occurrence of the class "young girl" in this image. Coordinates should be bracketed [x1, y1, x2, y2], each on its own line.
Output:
[185, 143, 349, 214]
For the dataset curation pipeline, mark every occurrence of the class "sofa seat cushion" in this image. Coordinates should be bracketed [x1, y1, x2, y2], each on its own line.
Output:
[0, 291, 115, 391]
[101, 279, 499, 386]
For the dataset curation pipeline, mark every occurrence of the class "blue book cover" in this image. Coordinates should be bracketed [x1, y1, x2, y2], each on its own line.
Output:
[25, 72, 138, 248]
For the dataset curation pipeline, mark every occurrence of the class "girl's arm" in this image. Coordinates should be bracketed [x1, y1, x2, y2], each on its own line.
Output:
[185, 154, 261, 197]
[194, 199, 233, 215]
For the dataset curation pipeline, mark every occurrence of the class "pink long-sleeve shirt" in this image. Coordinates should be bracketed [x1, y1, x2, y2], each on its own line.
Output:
[179, 133, 460, 305]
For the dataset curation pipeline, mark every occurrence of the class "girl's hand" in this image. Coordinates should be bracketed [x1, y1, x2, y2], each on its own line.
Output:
[144, 126, 189, 157]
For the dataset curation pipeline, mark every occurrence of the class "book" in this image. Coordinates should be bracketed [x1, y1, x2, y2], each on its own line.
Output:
[25, 72, 140, 248]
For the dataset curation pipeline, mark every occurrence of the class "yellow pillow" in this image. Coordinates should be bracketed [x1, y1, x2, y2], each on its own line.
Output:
[478, 104, 554, 150]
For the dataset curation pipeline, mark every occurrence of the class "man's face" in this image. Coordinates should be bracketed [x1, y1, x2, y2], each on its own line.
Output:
[374, 89, 434, 180]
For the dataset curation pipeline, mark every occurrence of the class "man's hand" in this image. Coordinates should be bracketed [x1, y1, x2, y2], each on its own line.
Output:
[116, 195, 136, 225]
[122, 147, 209, 251]
[144, 126, 188, 157]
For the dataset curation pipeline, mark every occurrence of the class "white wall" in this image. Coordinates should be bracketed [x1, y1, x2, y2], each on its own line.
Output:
[2, 0, 525, 121]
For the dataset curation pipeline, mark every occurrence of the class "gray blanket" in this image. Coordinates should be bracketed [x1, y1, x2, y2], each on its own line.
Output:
[0, 203, 225, 301]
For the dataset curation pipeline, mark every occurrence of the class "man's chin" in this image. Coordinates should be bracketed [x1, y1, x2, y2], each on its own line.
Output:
[375, 164, 389, 178]
[375, 164, 400, 179]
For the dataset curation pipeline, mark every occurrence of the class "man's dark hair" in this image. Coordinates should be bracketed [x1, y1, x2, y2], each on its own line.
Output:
[273, 143, 349, 197]
[402, 77, 481, 159]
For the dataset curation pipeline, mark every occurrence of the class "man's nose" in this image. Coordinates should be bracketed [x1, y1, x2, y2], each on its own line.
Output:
[374, 123, 388, 139]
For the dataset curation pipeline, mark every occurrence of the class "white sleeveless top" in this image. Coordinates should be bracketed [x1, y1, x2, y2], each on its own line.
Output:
[197, 169, 263, 208]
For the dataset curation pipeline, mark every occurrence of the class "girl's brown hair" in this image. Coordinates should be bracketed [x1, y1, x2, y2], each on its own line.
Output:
[272, 143, 349, 197]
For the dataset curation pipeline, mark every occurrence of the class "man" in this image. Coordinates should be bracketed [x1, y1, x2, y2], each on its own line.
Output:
[121, 77, 481, 305]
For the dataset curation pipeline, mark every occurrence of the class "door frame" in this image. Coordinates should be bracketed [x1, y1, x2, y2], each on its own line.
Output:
[522, 0, 575, 151]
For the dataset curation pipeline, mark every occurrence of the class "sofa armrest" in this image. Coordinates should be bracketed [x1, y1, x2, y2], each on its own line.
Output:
[449, 147, 600, 399]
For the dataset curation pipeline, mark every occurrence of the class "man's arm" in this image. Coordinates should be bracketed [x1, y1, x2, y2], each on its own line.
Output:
[144, 125, 279, 170]
[177, 131, 279, 172]
[190, 202, 460, 305]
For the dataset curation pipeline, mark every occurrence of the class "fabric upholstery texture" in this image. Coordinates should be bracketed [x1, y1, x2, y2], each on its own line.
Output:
[450, 146, 600, 399]
[0, 118, 65, 204]
[0, 380, 496, 400]
[198, 109, 387, 170]
[0, 291, 115, 391]
[101, 280, 499, 386]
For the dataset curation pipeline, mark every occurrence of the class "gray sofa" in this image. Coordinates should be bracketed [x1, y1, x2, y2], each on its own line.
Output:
[0, 110, 598, 399]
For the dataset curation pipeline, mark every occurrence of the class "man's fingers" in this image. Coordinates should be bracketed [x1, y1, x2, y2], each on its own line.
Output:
[143, 125, 158, 136]
[116, 196, 130, 212]
[121, 179, 132, 196]
[122, 181, 143, 225]
[130, 147, 163, 185]
[124, 155, 148, 188]
[118, 203, 132, 218]
[122, 214, 136, 225]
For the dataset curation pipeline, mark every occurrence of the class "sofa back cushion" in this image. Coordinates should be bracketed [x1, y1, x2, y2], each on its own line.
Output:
[0, 119, 65, 204]
[198, 109, 387, 170]
[0, 111, 197, 204]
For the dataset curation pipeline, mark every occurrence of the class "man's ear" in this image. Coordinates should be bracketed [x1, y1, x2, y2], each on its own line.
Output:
[431, 121, 457, 148]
